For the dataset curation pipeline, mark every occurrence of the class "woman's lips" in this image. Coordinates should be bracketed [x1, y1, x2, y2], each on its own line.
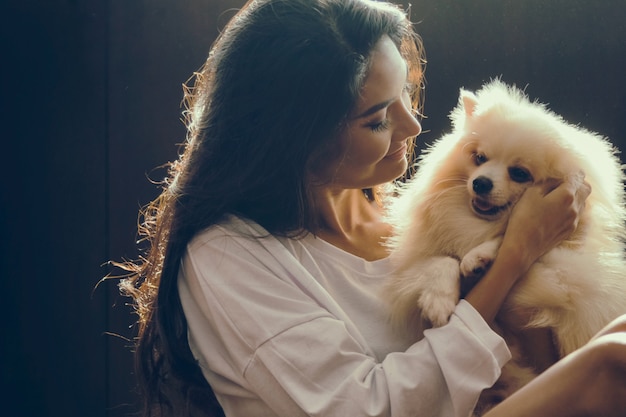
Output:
[386, 144, 408, 160]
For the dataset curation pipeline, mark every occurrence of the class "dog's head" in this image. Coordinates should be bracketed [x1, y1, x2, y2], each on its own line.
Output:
[448, 80, 581, 221]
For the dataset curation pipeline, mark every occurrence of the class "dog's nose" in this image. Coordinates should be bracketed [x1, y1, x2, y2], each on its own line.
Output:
[473, 176, 493, 195]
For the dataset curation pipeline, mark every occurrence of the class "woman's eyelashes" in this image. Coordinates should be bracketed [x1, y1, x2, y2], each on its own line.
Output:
[368, 118, 391, 132]
[366, 83, 413, 133]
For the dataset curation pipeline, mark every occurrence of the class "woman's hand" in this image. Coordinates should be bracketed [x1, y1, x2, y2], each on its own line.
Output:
[503, 171, 591, 271]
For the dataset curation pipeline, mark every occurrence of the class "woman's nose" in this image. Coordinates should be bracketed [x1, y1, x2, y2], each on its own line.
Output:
[407, 113, 422, 138]
[399, 95, 422, 138]
[398, 106, 421, 139]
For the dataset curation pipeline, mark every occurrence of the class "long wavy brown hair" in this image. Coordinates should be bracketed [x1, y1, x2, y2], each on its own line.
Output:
[115, 0, 425, 415]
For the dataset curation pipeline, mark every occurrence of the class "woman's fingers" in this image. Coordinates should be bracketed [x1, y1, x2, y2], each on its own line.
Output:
[507, 171, 591, 263]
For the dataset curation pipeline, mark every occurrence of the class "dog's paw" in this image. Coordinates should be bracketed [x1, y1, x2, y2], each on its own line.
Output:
[460, 238, 502, 279]
[460, 253, 493, 280]
[418, 291, 457, 327]
[415, 257, 461, 326]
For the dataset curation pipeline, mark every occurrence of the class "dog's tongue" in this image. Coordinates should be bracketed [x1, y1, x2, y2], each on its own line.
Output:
[473, 198, 493, 211]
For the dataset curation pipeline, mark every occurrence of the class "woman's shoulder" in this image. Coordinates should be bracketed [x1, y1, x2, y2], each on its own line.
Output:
[189, 215, 272, 247]
[187, 215, 390, 277]
[186, 215, 306, 269]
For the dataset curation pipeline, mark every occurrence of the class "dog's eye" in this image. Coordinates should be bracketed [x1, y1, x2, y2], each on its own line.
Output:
[509, 166, 532, 183]
[473, 152, 487, 165]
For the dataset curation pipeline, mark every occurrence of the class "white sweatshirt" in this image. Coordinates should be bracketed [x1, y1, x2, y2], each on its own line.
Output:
[178, 215, 511, 417]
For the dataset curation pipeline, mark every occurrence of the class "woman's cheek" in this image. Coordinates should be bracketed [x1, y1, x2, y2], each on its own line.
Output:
[347, 134, 390, 165]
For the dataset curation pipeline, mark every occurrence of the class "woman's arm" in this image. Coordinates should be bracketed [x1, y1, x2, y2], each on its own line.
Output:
[465, 173, 591, 323]
[465, 173, 626, 416]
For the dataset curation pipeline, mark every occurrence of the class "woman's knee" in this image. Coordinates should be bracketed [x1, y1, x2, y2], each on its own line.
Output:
[578, 333, 626, 415]
[591, 314, 626, 341]
[587, 332, 626, 369]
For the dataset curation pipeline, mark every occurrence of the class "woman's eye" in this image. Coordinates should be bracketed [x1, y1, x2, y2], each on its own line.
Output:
[473, 152, 487, 165]
[509, 166, 532, 183]
[369, 119, 390, 132]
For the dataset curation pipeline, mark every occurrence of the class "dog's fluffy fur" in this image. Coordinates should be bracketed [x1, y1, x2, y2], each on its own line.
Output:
[383, 79, 626, 411]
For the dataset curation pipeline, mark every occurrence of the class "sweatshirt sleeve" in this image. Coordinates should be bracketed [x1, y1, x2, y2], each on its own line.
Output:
[179, 225, 510, 417]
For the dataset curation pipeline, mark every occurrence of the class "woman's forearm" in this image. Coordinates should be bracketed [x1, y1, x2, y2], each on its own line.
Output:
[464, 240, 530, 323]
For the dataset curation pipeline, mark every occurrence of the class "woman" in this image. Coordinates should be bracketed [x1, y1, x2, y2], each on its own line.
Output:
[118, 0, 626, 416]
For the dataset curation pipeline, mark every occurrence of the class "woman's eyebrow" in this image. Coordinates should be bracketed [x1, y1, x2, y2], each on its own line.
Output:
[353, 61, 409, 120]
[353, 98, 395, 119]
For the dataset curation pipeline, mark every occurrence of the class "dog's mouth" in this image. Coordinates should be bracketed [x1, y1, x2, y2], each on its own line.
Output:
[471, 197, 510, 218]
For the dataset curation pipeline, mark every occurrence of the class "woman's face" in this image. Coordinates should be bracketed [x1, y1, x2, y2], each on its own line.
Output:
[314, 36, 422, 189]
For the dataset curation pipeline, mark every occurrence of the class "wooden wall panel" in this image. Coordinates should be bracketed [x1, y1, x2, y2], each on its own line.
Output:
[2, 1, 108, 416]
[410, 0, 626, 155]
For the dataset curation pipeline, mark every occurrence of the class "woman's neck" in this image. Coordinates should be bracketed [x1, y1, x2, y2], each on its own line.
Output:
[312, 188, 392, 261]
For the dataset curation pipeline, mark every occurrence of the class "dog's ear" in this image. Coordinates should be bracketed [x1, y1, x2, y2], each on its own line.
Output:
[460, 89, 479, 117]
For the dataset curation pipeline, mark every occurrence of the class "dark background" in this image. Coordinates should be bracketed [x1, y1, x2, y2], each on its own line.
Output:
[2, 1, 624, 416]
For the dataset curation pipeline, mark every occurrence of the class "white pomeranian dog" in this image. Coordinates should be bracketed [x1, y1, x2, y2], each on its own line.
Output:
[384, 79, 626, 412]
